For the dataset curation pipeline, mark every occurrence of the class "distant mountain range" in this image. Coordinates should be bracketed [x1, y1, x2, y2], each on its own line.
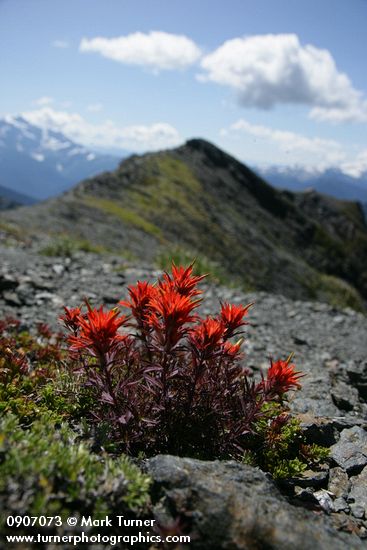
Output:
[0, 116, 122, 201]
[4, 138, 367, 311]
[0, 183, 36, 209]
[258, 165, 367, 203]
[1, 114, 367, 215]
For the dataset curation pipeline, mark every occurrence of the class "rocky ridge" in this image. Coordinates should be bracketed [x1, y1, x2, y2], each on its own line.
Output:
[3, 138, 367, 311]
[0, 233, 366, 547]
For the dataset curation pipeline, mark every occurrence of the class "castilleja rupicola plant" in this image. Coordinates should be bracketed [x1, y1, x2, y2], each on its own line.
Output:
[61, 262, 306, 461]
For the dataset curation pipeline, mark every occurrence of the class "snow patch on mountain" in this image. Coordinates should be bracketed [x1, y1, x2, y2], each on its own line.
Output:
[0, 115, 121, 200]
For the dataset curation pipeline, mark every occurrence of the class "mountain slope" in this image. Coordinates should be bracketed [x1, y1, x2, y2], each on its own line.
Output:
[259, 165, 367, 203]
[4, 138, 367, 309]
[0, 183, 36, 210]
[0, 116, 121, 199]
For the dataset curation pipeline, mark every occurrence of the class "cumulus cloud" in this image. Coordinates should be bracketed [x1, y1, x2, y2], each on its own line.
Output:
[79, 31, 202, 71]
[221, 118, 346, 169]
[21, 107, 181, 151]
[200, 34, 367, 122]
[52, 40, 69, 49]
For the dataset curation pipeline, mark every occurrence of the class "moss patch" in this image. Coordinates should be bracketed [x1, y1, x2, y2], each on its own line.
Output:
[0, 413, 151, 520]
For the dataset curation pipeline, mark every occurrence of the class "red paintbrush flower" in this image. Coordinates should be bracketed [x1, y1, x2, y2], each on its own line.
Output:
[223, 339, 244, 358]
[160, 262, 206, 298]
[60, 306, 83, 333]
[148, 288, 199, 349]
[120, 281, 157, 328]
[220, 302, 252, 338]
[264, 356, 304, 397]
[189, 317, 226, 358]
[68, 304, 127, 356]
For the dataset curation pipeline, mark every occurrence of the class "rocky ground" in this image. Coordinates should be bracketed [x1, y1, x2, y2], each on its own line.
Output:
[1, 233, 367, 548]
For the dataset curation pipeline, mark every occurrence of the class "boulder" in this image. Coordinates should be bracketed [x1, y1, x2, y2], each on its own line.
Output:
[147, 455, 364, 549]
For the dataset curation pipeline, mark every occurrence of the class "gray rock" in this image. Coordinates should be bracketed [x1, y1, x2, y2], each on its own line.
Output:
[15, 284, 35, 306]
[313, 489, 334, 514]
[350, 505, 365, 520]
[291, 469, 328, 489]
[147, 455, 363, 549]
[330, 426, 367, 474]
[328, 467, 350, 499]
[349, 466, 367, 519]
[333, 497, 350, 513]
[29, 275, 54, 291]
[52, 264, 64, 276]
[300, 415, 339, 446]
[294, 486, 319, 505]
[331, 381, 360, 411]
[2, 291, 21, 306]
[347, 361, 367, 401]
[0, 273, 18, 291]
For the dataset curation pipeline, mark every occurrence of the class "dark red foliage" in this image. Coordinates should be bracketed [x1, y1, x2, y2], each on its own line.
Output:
[0, 317, 62, 385]
[60, 306, 83, 334]
[61, 263, 303, 458]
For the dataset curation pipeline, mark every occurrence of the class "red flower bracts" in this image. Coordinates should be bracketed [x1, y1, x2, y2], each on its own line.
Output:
[61, 262, 303, 458]
[189, 317, 225, 359]
[68, 304, 127, 356]
[220, 302, 252, 338]
[148, 288, 200, 350]
[263, 356, 304, 398]
[120, 281, 157, 330]
[160, 262, 206, 297]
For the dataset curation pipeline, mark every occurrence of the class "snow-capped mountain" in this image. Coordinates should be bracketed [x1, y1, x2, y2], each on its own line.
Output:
[257, 165, 367, 204]
[0, 116, 122, 200]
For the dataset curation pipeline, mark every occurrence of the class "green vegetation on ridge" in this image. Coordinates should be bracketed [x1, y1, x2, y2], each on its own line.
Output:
[83, 195, 164, 239]
[2, 139, 367, 311]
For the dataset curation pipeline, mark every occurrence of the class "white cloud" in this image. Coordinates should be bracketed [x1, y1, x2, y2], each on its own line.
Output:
[221, 118, 346, 169]
[52, 40, 70, 49]
[79, 31, 202, 71]
[34, 96, 54, 106]
[21, 107, 181, 151]
[310, 102, 367, 123]
[200, 34, 367, 122]
[87, 103, 103, 113]
[341, 150, 367, 178]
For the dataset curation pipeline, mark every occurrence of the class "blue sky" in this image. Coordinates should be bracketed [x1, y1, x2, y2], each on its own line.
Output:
[1, 0, 367, 175]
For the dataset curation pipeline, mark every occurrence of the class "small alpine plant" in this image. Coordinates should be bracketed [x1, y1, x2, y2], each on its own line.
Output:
[61, 263, 325, 474]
